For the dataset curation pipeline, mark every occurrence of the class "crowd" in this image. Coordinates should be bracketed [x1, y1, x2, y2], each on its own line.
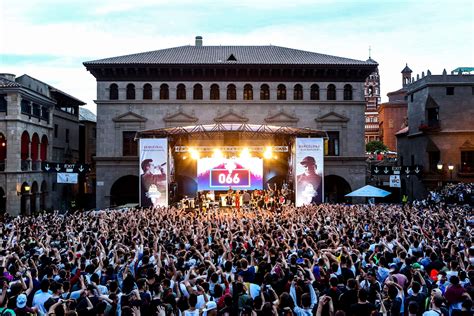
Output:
[425, 183, 473, 206]
[0, 187, 473, 316]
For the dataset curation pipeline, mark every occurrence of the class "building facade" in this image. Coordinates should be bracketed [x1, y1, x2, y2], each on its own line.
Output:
[79, 108, 97, 210]
[0, 73, 84, 215]
[397, 69, 474, 199]
[364, 58, 381, 143]
[378, 65, 410, 151]
[84, 38, 378, 208]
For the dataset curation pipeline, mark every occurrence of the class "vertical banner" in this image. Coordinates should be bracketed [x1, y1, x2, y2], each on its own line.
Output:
[295, 138, 324, 206]
[139, 138, 168, 207]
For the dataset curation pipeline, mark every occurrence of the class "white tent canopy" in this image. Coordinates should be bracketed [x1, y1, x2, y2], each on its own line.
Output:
[345, 185, 391, 198]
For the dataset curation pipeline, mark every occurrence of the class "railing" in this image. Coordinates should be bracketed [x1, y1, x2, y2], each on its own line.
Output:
[419, 120, 441, 132]
[21, 160, 30, 171]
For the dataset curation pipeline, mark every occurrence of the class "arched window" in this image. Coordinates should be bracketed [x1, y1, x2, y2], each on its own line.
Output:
[31, 133, 39, 162]
[368, 85, 374, 97]
[126, 84, 135, 100]
[310, 84, 320, 100]
[176, 84, 186, 100]
[327, 84, 336, 100]
[193, 84, 203, 100]
[260, 84, 270, 100]
[0, 133, 6, 171]
[294, 84, 303, 100]
[227, 84, 236, 100]
[210, 84, 220, 100]
[40, 135, 48, 161]
[243, 84, 253, 100]
[160, 84, 169, 100]
[277, 84, 286, 100]
[21, 131, 30, 171]
[143, 84, 152, 100]
[344, 84, 353, 100]
[109, 84, 118, 100]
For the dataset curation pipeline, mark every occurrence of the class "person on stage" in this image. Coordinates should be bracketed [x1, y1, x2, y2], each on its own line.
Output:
[235, 190, 241, 210]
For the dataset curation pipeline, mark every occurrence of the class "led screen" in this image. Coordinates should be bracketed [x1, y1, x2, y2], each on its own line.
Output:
[197, 157, 263, 191]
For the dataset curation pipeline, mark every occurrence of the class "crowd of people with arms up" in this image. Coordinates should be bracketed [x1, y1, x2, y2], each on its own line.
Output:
[0, 183, 473, 316]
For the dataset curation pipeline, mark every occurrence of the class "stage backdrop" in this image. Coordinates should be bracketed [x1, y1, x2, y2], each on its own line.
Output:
[139, 139, 168, 207]
[197, 157, 263, 191]
[295, 138, 324, 206]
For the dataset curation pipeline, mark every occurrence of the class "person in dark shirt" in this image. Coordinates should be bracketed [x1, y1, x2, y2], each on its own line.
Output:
[350, 289, 376, 316]
[339, 279, 359, 315]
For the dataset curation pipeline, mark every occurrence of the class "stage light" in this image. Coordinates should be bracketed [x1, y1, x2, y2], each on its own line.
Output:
[263, 146, 273, 159]
[212, 148, 223, 159]
[240, 147, 251, 159]
[189, 148, 199, 160]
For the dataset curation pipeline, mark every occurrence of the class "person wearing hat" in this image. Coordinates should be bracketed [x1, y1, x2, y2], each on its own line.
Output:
[201, 301, 217, 316]
[15, 293, 38, 316]
[140, 158, 166, 207]
[296, 156, 322, 205]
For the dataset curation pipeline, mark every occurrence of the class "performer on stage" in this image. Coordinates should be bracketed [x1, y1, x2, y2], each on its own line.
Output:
[235, 190, 241, 210]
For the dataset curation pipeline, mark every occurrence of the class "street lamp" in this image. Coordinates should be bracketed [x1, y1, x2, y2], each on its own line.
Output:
[437, 163, 443, 171]
[448, 164, 454, 180]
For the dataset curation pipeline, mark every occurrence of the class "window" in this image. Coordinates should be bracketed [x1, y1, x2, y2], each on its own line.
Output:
[176, 84, 186, 100]
[109, 84, 118, 100]
[193, 84, 203, 100]
[343, 84, 353, 100]
[143, 84, 152, 100]
[327, 84, 336, 100]
[310, 84, 320, 100]
[277, 84, 286, 100]
[368, 85, 374, 97]
[410, 94, 414, 102]
[260, 84, 270, 100]
[324, 132, 340, 156]
[472, 87, 474, 95]
[0, 94, 6, 112]
[210, 84, 220, 100]
[54, 124, 58, 138]
[461, 151, 474, 172]
[65, 129, 69, 143]
[126, 84, 135, 100]
[293, 84, 303, 100]
[243, 84, 253, 100]
[41, 107, 49, 122]
[160, 84, 169, 100]
[227, 84, 236, 100]
[446, 87, 454, 95]
[21, 100, 31, 114]
[122, 131, 137, 156]
[32, 103, 41, 117]
[428, 151, 440, 172]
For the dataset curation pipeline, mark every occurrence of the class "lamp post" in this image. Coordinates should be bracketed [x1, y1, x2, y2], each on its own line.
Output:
[448, 164, 454, 181]
[437, 162, 444, 187]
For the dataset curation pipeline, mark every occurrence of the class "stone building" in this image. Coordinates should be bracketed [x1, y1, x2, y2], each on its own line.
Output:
[378, 65, 410, 151]
[0, 73, 84, 215]
[397, 69, 474, 199]
[84, 37, 378, 208]
[79, 108, 96, 209]
[364, 58, 381, 143]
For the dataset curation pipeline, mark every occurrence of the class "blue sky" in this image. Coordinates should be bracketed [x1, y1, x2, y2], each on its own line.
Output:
[1, 0, 473, 114]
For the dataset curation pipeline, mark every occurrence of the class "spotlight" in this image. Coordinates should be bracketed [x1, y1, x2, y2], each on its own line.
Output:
[189, 148, 199, 160]
[240, 147, 251, 159]
[213, 148, 223, 159]
[263, 146, 272, 159]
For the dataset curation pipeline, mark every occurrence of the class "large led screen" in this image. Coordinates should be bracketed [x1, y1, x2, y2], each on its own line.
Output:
[197, 157, 263, 191]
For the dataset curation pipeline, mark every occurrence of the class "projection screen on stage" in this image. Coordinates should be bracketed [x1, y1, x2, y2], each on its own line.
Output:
[139, 138, 168, 207]
[295, 138, 324, 206]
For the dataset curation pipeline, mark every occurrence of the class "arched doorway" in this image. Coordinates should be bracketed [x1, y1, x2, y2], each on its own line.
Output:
[20, 182, 30, 215]
[0, 187, 5, 214]
[40, 180, 47, 210]
[324, 175, 352, 203]
[110, 175, 139, 207]
[30, 181, 38, 214]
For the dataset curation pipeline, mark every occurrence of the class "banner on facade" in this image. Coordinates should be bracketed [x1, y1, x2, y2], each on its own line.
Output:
[139, 139, 168, 208]
[389, 175, 401, 188]
[57, 172, 78, 184]
[295, 138, 324, 206]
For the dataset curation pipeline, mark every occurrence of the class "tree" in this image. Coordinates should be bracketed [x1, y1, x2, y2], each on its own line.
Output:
[366, 140, 388, 153]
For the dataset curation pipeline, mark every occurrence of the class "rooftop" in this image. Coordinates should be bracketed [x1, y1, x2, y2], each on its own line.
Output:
[84, 45, 377, 66]
[79, 107, 96, 122]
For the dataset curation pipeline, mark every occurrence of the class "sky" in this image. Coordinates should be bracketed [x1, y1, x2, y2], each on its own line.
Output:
[1, 0, 473, 114]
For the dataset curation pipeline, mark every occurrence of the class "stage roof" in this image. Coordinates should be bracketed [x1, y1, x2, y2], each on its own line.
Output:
[136, 123, 326, 139]
[345, 185, 391, 198]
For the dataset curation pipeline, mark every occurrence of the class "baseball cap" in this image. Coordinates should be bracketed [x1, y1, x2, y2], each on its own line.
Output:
[300, 156, 316, 166]
[411, 263, 422, 270]
[202, 301, 217, 316]
[17, 294, 27, 308]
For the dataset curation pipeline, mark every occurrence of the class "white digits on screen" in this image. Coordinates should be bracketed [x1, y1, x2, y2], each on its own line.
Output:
[218, 173, 240, 184]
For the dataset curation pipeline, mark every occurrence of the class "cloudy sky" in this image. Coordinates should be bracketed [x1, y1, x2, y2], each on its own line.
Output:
[1, 0, 473, 114]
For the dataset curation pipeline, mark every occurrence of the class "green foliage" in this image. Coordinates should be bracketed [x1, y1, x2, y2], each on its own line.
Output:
[366, 140, 388, 153]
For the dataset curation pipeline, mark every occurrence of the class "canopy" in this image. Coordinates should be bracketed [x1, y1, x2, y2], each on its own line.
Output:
[345, 185, 391, 198]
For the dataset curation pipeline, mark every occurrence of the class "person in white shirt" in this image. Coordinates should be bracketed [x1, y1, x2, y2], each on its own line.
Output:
[32, 279, 52, 315]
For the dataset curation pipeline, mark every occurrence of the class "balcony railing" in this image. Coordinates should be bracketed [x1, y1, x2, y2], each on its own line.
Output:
[419, 120, 441, 132]
[31, 160, 41, 171]
[21, 160, 30, 171]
